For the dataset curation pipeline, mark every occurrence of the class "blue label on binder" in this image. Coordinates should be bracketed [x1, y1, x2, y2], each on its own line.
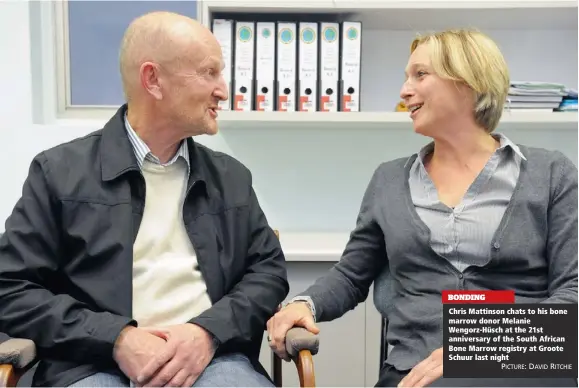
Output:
[262, 28, 271, 38]
[323, 27, 337, 42]
[301, 27, 315, 43]
[239, 26, 252, 42]
[280, 28, 294, 44]
[347, 27, 358, 40]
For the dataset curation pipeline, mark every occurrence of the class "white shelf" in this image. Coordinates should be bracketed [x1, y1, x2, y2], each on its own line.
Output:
[278, 232, 350, 262]
[216, 111, 578, 132]
[334, 0, 576, 8]
[204, 0, 577, 30]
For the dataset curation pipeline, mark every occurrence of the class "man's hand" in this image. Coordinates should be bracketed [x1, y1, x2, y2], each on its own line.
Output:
[136, 323, 216, 387]
[266, 302, 320, 362]
[113, 326, 167, 384]
[398, 347, 443, 387]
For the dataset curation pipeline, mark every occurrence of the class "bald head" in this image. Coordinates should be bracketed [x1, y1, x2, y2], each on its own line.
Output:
[119, 11, 218, 101]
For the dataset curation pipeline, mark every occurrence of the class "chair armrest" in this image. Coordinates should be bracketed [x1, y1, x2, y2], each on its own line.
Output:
[0, 338, 37, 370]
[285, 327, 319, 358]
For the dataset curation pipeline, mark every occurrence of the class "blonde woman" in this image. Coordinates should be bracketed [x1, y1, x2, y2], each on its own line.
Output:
[267, 29, 577, 387]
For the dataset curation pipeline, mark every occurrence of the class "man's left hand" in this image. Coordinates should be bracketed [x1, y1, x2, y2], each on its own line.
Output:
[398, 347, 443, 387]
[136, 323, 216, 387]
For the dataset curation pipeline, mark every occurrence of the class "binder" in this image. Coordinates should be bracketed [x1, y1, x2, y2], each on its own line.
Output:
[276, 22, 297, 112]
[319, 22, 340, 112]
[233, 21, 255, 111]
[298, 22, 318, 112]
[255, 22, 276, 111]
[212, 19, 233, 111]
[339, 21, 362, 112]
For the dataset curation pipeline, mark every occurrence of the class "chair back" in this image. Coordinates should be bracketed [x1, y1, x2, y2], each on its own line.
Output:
[373, 263, 393, 369]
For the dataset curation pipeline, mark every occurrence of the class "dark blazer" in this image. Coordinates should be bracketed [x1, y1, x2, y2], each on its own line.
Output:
[0, 105, 289, 386]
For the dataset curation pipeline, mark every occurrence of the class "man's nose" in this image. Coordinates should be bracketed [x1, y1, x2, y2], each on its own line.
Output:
[215, 76, 229, 101]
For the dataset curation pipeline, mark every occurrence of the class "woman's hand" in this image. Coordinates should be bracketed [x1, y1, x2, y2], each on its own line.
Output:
[398, 347, 443, 387]
[266, 302, 320, 361]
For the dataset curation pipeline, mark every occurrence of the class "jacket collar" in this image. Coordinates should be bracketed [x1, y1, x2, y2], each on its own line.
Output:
[100, 105, 140, 181]
[100, 105, 210, 196]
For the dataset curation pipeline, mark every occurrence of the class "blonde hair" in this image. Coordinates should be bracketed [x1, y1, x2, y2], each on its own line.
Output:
[410, 29, 510, 133]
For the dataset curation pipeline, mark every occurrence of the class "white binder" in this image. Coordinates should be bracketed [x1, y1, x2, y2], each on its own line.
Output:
[298, 22, 318, 112]
[212, 19, 233, 111]
[319, 22, 340, 112]
[255, 22, 276, 111]
[339, 21, 362, 112]
[276, 22, 297, 112]
[233, 21, 255, 111]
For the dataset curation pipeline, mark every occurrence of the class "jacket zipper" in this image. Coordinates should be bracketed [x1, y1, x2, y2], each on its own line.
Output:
[182, 180, 214, 303]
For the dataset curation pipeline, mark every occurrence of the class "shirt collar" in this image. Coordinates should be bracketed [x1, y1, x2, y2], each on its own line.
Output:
[124, 113, 190, 174]
[495, 133, 526, 160]
[405, 132, 527, 167]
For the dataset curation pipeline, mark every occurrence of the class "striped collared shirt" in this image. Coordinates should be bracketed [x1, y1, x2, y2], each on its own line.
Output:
[408, 133, 526, 272]
[124, 114, 190, 175]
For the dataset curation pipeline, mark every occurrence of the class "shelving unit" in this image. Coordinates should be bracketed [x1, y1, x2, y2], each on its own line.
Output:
[203, 0, 577, 135]
[216, 111, 578, 131]
[202, 0, 578, 30]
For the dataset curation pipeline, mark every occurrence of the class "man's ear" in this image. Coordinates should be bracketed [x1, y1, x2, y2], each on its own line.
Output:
[140, 62, 163, 100]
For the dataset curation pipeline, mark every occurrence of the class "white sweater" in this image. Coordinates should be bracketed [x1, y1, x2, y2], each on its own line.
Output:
[132, 158, 212, 327]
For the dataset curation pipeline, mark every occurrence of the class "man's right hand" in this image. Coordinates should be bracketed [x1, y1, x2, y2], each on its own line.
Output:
[266, 302, 320, 361]
[112, 326, 167, 385]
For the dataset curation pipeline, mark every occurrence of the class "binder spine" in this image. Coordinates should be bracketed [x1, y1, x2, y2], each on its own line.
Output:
[339, 21, 362, 112]
[255, 22, 275, 111]
[276, 22, 297, 112]
[233, 21, 255, 111]
[298, 22, 318, 112]
[212, 19, 234, 111]
[320, 22, 340, 112]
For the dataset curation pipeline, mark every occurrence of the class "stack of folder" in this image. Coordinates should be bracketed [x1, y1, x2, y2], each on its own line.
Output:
[212, 19, 363, 113]
[506, 81, 567, 111]
[556, 89, 578, 112]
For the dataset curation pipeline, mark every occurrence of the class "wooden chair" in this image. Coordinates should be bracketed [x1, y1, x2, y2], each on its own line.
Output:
[273, 327, 318, 387]
[0, 229, 320, 387]
[0, 339, 36, 387]
[0, 328, 318, 388]
[272, 229, 319, 387]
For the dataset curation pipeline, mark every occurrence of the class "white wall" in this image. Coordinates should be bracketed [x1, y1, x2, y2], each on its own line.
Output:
[0, 1, 34, 227]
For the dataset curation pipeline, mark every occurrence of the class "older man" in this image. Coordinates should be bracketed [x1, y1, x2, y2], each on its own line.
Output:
[0, 11, 288, 387]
